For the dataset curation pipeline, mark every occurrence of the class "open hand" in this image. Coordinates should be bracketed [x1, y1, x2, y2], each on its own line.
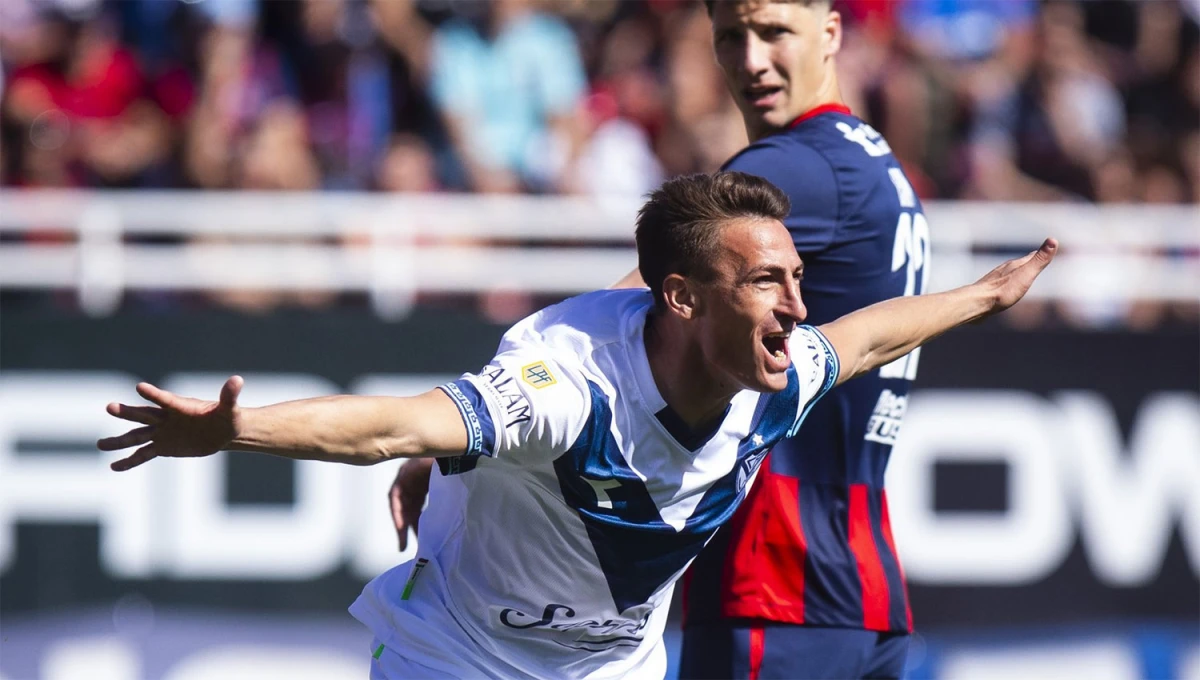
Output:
[99, 375, 245, 471]
[978, 238, 1058, 314]
[390, 457, 433, 551]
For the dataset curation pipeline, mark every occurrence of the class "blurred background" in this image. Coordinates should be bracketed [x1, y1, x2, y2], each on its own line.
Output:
[0, 0, 1196, 678]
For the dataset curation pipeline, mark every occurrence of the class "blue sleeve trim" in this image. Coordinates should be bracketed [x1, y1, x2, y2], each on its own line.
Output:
[438, 379, 497, 458]
[805, 325, 841, 398]
[786, 326, 841, 438]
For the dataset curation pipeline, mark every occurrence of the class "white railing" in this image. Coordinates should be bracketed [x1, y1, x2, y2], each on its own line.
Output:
[0, 189, 1196, 317]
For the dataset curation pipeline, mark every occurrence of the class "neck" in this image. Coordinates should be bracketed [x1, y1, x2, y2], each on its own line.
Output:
[643, 313, 738, 429]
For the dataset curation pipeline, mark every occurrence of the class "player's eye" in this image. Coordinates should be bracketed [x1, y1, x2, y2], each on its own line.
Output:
[716, 29, 743, 46]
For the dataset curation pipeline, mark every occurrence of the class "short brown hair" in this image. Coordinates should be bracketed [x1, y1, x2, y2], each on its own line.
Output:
[636, 171, 790, 310]
[703, 0, 831, 16]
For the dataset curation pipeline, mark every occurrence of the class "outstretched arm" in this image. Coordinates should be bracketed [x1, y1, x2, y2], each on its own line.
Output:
[100, 376, 468, 471]
[820, 239, 1057, 386]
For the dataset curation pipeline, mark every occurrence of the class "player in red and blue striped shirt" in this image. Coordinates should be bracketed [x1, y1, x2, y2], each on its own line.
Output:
[679, 1, 931, 678]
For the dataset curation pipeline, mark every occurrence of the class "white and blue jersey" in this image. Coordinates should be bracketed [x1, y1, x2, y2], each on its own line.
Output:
[350, 289, 839, 679]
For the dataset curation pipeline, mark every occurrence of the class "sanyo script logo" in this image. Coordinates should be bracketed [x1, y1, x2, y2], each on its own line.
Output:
[0, 373, 1196, 586]
[495, 602, 652, 650]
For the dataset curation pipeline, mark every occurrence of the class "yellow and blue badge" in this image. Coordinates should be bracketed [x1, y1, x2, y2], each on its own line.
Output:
[521, 361, 557, 389]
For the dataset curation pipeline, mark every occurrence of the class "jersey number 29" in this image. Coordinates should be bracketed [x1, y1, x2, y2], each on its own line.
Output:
[880, 168, 930, 381]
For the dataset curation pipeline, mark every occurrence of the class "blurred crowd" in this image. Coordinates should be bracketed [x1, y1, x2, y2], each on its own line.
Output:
[0, 0, 1197, 323]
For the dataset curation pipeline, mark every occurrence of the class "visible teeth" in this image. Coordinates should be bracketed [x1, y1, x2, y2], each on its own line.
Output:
[774, 350, 786, 360]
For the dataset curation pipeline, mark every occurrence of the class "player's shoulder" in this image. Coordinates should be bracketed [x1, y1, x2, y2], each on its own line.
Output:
[482, 290, 650, 429]
[723, 131, 835, 180]
[789, 110, 897, 168]
[722, 129, 841, 218]
[498, 289, 652, 365]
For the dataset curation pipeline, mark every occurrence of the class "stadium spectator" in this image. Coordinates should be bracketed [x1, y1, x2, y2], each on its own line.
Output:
[368, 0, 448, 176]
[181, 21, 291, 190]
[963, 1, 1120, 202]
[568, 8, 666, 196]
[656, 7, 746, 176]
[3, 0, 1195, 206]
[0, 0, 1196, 326]
[428, 0, 587, 193]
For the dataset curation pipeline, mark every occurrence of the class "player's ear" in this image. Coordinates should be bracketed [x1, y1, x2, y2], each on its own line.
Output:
[662, 274, 699, 320]
[823, 9, 842, 58]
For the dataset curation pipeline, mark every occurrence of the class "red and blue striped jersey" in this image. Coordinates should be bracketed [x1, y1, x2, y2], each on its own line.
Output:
[684, 105, 930, 633]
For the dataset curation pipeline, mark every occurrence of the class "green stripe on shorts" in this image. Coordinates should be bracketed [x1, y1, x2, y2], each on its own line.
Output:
[373, 643, 385, 660]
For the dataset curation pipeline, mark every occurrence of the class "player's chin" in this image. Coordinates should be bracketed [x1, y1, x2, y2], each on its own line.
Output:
[749, 106, 791, 131]
[748, 366, 790, 393]
[740, 102, 782, 128]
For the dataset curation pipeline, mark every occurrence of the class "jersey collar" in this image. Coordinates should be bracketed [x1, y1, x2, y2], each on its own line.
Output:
[789, 103, 852, 128]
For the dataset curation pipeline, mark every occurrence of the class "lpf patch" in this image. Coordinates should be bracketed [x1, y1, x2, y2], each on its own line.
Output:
[521, 361, 557, 389]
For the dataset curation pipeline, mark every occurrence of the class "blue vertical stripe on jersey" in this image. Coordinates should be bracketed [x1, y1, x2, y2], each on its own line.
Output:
[797, 482, 863, 628]
[554, 375, 800, 613]
[435, 379, 498, 476]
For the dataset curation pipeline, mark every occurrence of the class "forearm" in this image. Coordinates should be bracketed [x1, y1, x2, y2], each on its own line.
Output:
[232, 392, 464, 465]
[822, 238, 1057, 384]
[820, 284, 994, 384]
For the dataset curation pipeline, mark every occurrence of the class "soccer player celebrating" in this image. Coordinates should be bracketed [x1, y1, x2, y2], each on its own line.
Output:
[102, 172, 1056, 679]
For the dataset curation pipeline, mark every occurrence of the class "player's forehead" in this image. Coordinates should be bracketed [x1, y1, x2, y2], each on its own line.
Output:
[712, 216, 800, 276]
[711, 0, 814, 31]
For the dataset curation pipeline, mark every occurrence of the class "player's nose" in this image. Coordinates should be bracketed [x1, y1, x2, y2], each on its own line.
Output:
[777, 283, 806, 325]
[742, 33, 771, 75]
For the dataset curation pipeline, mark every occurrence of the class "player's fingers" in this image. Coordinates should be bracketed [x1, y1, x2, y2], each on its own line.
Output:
[1005, 239, 1058, 290]
[97, 425, 155, 452]
[1004, 248, 1040, 271]
[106, 402, 162, 425]
[401, 506, 422, 538]
[110, 443, 159, 472]
[136, 382, 182, 410]
[219, 375, 244, 410]
[1028, 238, 1058, 270]
[1010, 238, 1058, 271]
[390, 485, 409, 551]
[389, 486, 404, 527]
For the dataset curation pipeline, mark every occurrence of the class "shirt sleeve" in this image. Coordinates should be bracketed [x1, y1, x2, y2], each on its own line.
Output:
[785, 325, 841, 436]
[435, 351, 591, 474]
[429, 25, 478, 117]
[722, 141, 841, 252]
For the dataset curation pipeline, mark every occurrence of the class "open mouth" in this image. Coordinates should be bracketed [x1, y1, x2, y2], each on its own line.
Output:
[744, 85, 783, 107]
[762, 332, 790, 365]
